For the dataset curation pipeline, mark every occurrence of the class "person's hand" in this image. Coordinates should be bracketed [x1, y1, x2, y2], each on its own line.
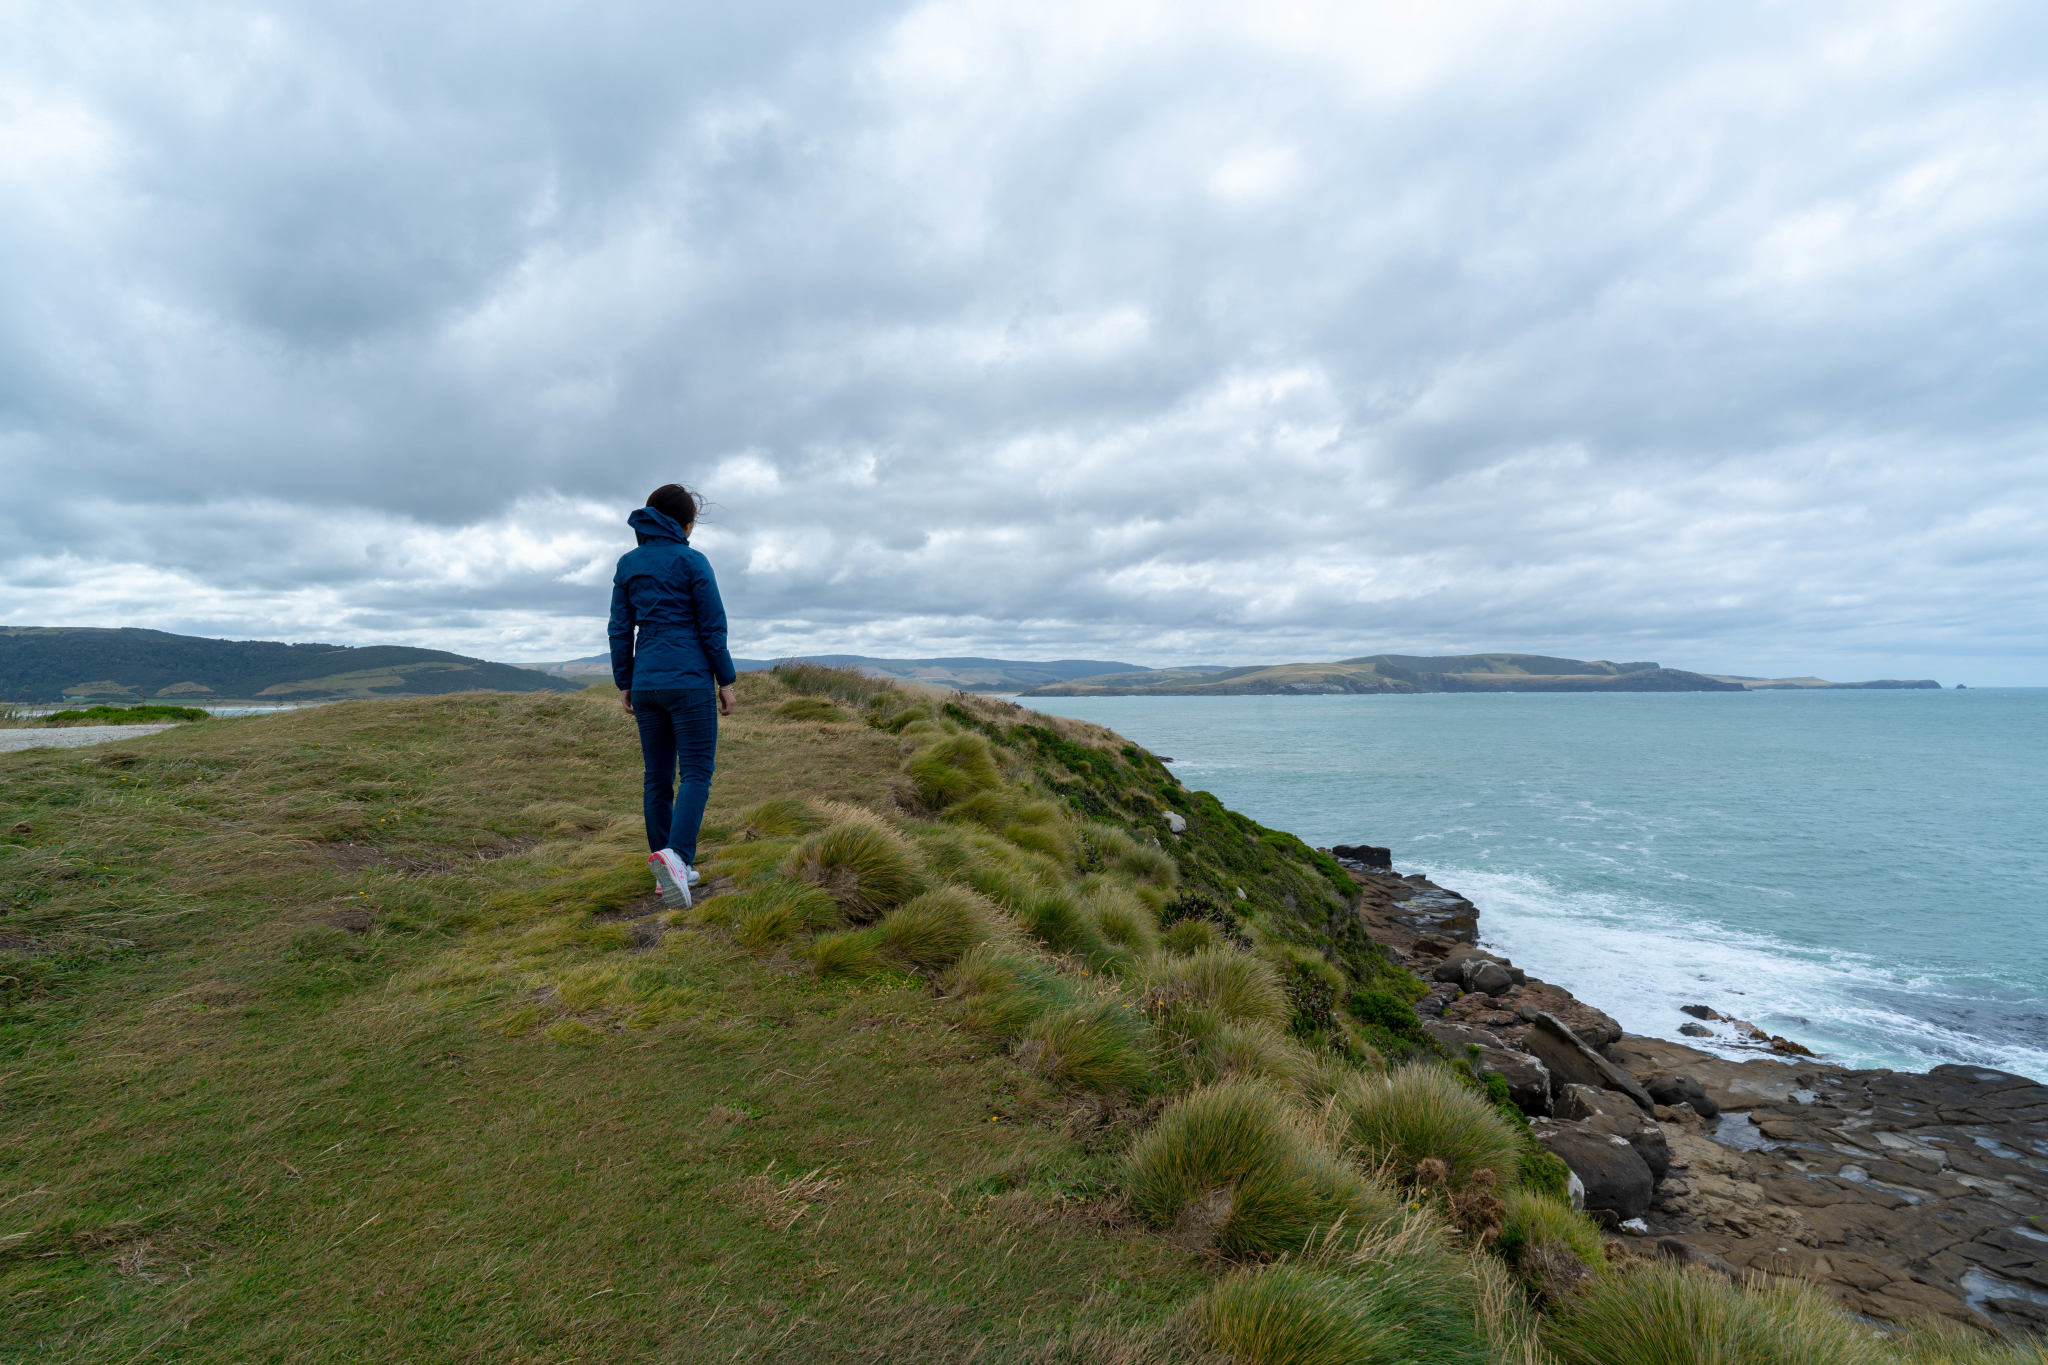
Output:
[619, 689, 633, 713]
[718, 684, 736, 716]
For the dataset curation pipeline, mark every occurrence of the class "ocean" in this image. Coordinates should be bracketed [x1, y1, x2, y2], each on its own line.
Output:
[1019, 688, 2048, 1081]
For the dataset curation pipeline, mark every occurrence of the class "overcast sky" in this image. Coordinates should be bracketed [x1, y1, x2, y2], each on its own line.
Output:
[5, 1, 2046, 683]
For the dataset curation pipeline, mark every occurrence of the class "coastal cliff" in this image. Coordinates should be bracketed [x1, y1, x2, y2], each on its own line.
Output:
[1332, 847, 2048, 1337]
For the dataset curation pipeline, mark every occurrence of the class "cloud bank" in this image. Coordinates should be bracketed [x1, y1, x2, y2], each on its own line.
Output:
[4, 0, 2046, 681]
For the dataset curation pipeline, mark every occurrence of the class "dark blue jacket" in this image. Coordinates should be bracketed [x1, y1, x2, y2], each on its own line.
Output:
[608, 507, 737, 692]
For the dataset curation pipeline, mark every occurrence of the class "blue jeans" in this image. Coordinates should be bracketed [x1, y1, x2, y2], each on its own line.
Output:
[631, 687, 718, 864]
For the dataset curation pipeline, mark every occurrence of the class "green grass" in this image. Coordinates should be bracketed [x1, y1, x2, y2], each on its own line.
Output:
[0, 684, 1212, 1361]
[9, 670, 2036, 1363]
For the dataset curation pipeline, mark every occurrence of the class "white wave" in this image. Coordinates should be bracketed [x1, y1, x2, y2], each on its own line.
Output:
[1423, 864, 2048, 1082]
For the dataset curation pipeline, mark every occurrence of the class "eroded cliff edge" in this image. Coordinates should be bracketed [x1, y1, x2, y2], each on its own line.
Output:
[1330, 844, 2048, 1338]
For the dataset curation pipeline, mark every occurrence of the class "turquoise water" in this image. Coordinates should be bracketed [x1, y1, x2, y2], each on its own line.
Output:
[1021, 689, 2048, 1080]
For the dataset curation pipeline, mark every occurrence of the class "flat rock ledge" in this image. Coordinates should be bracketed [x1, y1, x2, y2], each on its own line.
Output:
[1334, 854, 2048, 1339]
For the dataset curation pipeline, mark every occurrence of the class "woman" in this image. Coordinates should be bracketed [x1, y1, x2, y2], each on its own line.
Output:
[608, 483, 736, 908]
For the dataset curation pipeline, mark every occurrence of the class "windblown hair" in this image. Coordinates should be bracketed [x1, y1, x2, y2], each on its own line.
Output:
[646, 483, 698, 527]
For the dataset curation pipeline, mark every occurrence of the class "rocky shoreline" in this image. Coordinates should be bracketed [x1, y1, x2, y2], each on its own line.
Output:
[1327, 844, 2048, 1339]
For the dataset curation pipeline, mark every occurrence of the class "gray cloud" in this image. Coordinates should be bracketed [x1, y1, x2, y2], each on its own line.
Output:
[4, 0, 2046, 681]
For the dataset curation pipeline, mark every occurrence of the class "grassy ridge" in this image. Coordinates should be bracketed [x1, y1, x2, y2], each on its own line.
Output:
[3, 672, 2042, 1363]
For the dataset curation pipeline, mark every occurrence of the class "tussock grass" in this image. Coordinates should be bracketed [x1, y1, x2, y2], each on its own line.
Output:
[1467, 1251, 1557, 1365]
[1017, 890, 1114, 960]
[1195, 1266, 1406, 1365]
[1544, 1263, 1882, 1365]
[728, 882, 845, 952]
[1194, 1239, 1490, 1365]
[806, 925, 890, 976]
[1083, 886, 1160, 957]
[1162, 919, 1227, 954]
[744, 794, 831, 836]
[905, 732, 1004, 807]
[1126, 1082, 1383, 1255]
[1086, 823, 1180, 887]
[1017, 998, 1155, 1093]
[1500, 1189, 1606, 1279]
[787, 815, 923, 920]
[775, 696, 847, 722]
[771, 659, 893, 706]
[1193, 1021, 1314, 1087]
[944, 943, 1071, 1038]
[1140, 947, 1289, 1027]
[1331, 1064, 1523, 1191]
[1127, 1084, 1301, 1228]
[876, 886, 998, 969]
[1891, 1325, 2048, 1365]
[708, 834, 801, 886]
[1006, 820, 1075, 863]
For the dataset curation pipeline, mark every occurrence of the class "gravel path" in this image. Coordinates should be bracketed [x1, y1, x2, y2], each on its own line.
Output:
[0, 724, 177, 753]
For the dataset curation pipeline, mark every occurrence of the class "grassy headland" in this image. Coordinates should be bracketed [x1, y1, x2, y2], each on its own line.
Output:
[0, 670, 2037, 1362]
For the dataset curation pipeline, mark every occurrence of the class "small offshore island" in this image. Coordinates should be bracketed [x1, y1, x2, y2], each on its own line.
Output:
[1331, 845, 2048, 1335]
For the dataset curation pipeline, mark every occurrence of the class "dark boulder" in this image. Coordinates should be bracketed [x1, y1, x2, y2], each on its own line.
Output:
[1554, 1085, 1671, 1179]
[1525, 1014, 1657, 1114]
[1479, 1048, 1553, 1117]
[1522, 1017, 1607, 1094]
[1645, 1073, 1720, 1119]
[1464, 960, 1515, 997]
[1680, 1004, 1718, 1020]
[1678, 1022, 1713, 1038]
[1332, 844, 1391, 869]
[1533, 1121, 1654, 1219]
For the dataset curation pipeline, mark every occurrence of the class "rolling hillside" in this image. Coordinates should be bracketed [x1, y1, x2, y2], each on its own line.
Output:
[0, 628, 581, 703]
[1023, 653, 1747, 696]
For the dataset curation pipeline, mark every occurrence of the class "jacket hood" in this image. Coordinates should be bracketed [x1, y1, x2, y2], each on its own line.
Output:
[627, 506, 690, 546]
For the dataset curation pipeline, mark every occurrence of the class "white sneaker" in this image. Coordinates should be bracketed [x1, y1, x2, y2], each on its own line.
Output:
[686, 866, 702, 886]
[649, 849, 693, 909]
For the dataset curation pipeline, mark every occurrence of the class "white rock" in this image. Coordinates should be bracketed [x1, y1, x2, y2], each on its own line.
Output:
[1568, 1171, 1586, 1211]
[1620, 1218, 1651, 1236]
[1235, 887, 1247, 900]
[1164, 810, 1186, 834]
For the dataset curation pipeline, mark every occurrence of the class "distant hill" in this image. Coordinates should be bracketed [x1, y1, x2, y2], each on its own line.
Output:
[1023, 653, 1940, 696]
[514, 654, 1152, 693]
[0, 628, 583, 703]
[1024, 653, 1744, 696]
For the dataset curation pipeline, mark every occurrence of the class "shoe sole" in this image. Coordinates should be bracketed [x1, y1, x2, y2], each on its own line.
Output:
[649, 854, 693, 909]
